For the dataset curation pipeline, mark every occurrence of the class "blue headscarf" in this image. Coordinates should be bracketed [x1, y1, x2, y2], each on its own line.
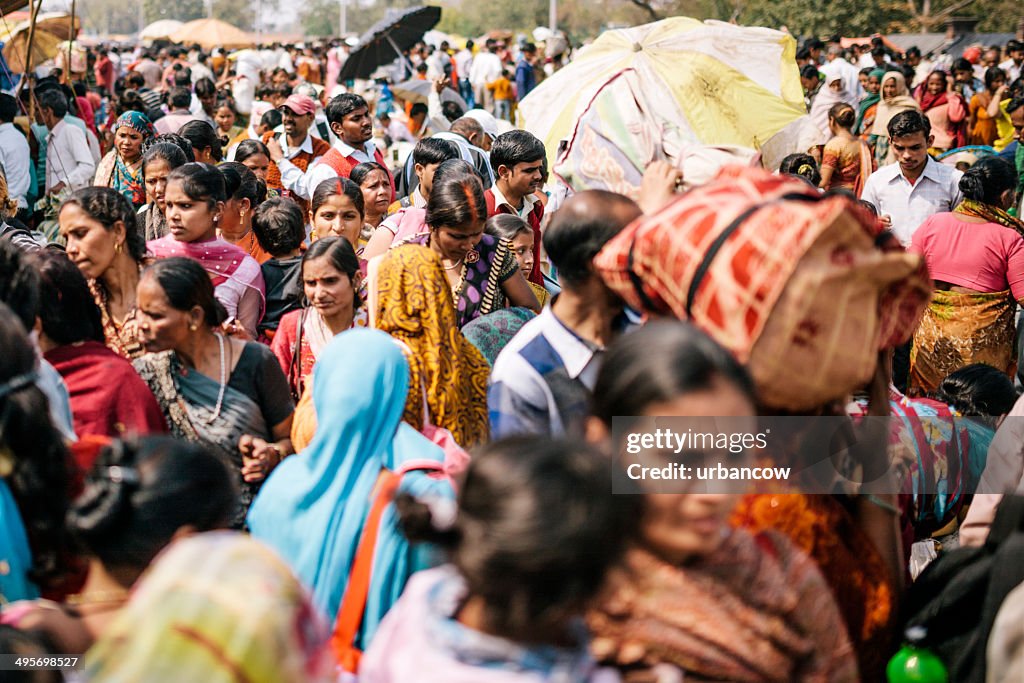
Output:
[247, 328, 451, 648]
[115, 110, 155, 140]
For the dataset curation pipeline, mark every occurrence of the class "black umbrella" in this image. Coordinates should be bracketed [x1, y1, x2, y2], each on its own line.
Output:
[338, 5, 441, 83]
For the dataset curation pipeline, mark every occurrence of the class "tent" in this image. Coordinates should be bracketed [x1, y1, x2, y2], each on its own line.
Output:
[170, 18, 253, 50]
[139, 19, 184, 42]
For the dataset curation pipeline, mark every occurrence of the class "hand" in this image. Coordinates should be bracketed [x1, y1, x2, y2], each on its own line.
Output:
[879, 214, 893, 229]
[433, 76, 449, 94]
[265, 136, 284, 163]
[239, 435, 282, 483]
[995, 84, 1009, 99]
[637, 160, 682, 215]
[49, 181, 66, 196]
[221, 319, 251, 341]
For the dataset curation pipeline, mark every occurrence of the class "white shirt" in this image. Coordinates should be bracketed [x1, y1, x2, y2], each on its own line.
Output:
[274, 133, 326, 200]
[0, 122, 31, 209]
[304, 139, 379, 194]
[999, 58, 1022, 83]
[45, 119, 96, 192]
[861, 157, 964, 247]
[454, 49, 473, 79]
[469, 51, 502, 87]
[489, 181, 539, 220]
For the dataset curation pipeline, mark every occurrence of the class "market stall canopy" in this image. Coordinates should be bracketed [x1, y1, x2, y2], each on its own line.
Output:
[0, 0, 27, 17]
[518, 17, 818, 196]
[338, 5, 441, 82]
[170, 18, 252, 50]
[391, 78, 468, 110]
[139, 19, 184, 42]
[2, 26, 59, 73]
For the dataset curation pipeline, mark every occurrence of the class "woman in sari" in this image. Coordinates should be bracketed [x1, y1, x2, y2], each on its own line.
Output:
[35, 251, 166, 439]
[82, 533, 335, 683]
[351, 161, 394, 240]
[249, 329, 452, 658]
[586, 322, 858, 682]
[272, 237, 365, 400]
[594, 166, 934, 679]
[917, 69, 968, 153]
[217, 162, 272, 264]
[138, 142, 189, 242]
[391, 160, 540, 328]
[373, 245, 491, 448]
[147, 163, 266, 340]
[59, 187, 150, 360]
[870, 71, 921, 166]
[132, 258, 294, 528]
[94, 112, 154, 210]
[969, 67, 1009, 147]
[909, 157, 1024, 393]
[819, 103, 875, 196]
[854, 69, 884, 139]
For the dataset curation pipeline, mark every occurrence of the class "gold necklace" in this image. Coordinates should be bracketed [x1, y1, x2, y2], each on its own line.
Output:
[66, 589, 130, 606]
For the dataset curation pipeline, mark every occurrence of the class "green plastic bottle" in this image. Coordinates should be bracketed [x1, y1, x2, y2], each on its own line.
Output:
[886, 626, 949, 683]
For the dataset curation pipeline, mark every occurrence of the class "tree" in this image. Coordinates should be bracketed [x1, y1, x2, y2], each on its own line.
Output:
[212, 0, 255, 31]
[141, 0, 205, 27]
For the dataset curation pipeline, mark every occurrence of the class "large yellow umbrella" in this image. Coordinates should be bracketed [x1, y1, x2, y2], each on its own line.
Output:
[2, 26, 60, 73]
[170, 18, 253, 50]
[518, 17, 820, 193]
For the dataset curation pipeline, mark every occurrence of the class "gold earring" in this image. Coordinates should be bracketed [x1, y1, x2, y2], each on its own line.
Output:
[114, 242, 123, 254]
[239, 209, 246, 219]
[189, 324, 198, 331]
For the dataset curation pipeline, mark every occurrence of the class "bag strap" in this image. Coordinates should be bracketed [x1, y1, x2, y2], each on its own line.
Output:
[985, 494, 1024, 549]
[288, 308, 307, 401]
[330, 461, 445, 669]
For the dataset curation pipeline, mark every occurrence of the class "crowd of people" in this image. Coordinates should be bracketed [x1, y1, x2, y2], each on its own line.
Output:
[0, 24, 1023, 683]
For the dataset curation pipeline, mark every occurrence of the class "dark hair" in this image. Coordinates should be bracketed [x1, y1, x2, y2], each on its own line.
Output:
[0, 301, 72, 591]
[958, 156, 1018, 205]
[425, 160, 486, 230]
[413, 137, 460, 167]
[441, 100, 465, 123]
[350, 161, 390, 188]
[35, 250, 104, 345]
[543, 190, 641, 288]
[779, 153, 821, 186]
[397, 436, 640, 643]
[167, 162, 227, 208]
[0, 239, 40, 329]
[489, 130, 546, 173]
[214, 97, 238, 117]
[143, 257, 227, 327]
[1007, 40, 1023, 53]
[168, 86, 191, 109]
[829, 102, 856, 129]
[126, 71, 145, 89]
[906, 46, 922, 59]
[217, 161, 262, 207]
[193, 77, 217, 99]
[935, 363, 1019, 419]
[179, 120, 223, 162]
[952, 57, 973, 73]
[0, 93, 18, 123]
[485, 213, 531, 242]
[301, 236, 361, 308]
[311, 177, 364, 218]
[252, 197, 305, 256]
[325, 93, 368, 125]
[799, 64, 820, 80]
[259, 108, 283, 130]
[409, 102, 429, 118]
[591, 320, 757, 423]
[0, 626, 62, 683]
[60, 186, 147, 262]
[67, 437, 235, 573]
[234, 139, 271, 164]
[142, 141, 189, 182]
[37, 88, 68, 118]
[871, 46, 887, 58]
[859, 66, 875, 77]
[796, 47, 812, 61]
[887, 109, 931, 139]
[984, 66, 1007, 90]
[147, 133, 195, 162]
[114, 89, 147, 118]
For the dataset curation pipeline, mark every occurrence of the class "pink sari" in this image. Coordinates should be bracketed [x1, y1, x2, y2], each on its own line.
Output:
[147, 236, 266, 323]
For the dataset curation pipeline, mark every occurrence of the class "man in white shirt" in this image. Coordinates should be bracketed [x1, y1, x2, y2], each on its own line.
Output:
[0, 94, 30, 214]
[1000, 40, 1023, 83]
[454, 40, 475, 107]
[301, 94, 394, 195]
[861, 110, 963, 248]
[37, 89, 95, 195]
[469, 40, 503, 116]
[264, 94, 330, 203]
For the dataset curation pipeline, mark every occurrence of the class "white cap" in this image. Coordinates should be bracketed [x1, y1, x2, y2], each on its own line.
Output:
[463, 108, 500, 140]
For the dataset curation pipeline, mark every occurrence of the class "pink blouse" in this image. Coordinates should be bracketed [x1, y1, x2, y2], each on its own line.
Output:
[910, 212, 1024, 300]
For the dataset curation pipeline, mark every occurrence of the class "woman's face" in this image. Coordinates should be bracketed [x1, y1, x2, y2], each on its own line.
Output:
[509, 230, 534, 279]
[312, 194, 363, 246]
[303, 255, 358, 322]
[882, 78, 898, 99]
[240, 153, 270, 182]
[433, 221, 484, 262]
[58, 203, 123, 280]
[866, 75, 881, 94]
[136, 274, 195, 353]
[926, 73, 946, 95]
[989, 75, 1007, 93]
[164, 178, 220, 243]
[144, 158, 173, 210]
[214, 105, 236, 132]
[635, 378, 757, 565]
[858, 73, 869, 90]
[115, 126, 145, 163]
[359, 170, 392, 219]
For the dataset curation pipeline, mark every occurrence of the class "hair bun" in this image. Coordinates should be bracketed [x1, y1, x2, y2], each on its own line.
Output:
[67, 443, 141, 539]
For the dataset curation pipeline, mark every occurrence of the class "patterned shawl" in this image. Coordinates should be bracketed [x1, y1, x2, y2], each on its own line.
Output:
[373, 245, 490, 447]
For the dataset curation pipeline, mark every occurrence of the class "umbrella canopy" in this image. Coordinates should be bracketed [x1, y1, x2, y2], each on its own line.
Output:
[2, 27, 60, 73]
[24, 12, 79, 41]
[391, 78, 468, 111]
[518, 17, 818, 195]
[338, 5, 441, 82]
[139, 19, 184, 41]
[170, 18, 252, 50]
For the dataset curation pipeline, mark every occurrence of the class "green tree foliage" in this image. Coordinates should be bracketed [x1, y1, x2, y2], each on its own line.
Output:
[212, 0, 255, 31]
[300, 0, 423, 38]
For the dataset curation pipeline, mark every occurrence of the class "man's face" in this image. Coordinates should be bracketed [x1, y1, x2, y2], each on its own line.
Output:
[501, 159, 544, 197]
[907, 53, 920, 68]
[890, 132, 931, 176]
[336, 106, 372, 145]
[1010, 106, 1024, 143]
[954, 69, 973, 84]
[1011, 48, 1024, 65]
[983, 50, 999, 68]
[800, 76, 819, 93]
[281, 108, 313, 138]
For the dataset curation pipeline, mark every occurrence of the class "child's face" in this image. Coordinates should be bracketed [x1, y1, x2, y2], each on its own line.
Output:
[866, 75, 881, 95]
[510, 231, 534, 278]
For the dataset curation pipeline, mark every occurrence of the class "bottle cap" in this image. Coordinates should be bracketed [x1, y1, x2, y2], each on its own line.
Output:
[905, 625, 927, 644]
